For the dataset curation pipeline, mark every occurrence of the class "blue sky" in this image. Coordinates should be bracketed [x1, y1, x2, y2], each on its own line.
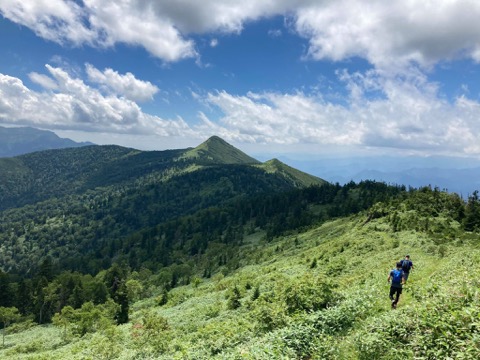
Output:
[2, 0, 480, 162]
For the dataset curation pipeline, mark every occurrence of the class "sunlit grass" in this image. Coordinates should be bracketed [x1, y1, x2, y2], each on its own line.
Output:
[2, 211, 480, 359]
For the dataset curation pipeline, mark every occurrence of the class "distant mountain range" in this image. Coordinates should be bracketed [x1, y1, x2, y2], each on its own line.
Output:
[4, 125, 479, 196]
[0, 125, 93, 157]
[274, 155, 480, 196]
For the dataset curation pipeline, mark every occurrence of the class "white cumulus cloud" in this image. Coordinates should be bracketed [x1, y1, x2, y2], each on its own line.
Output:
[85, 64, 159, 102]
[0, 65, 193, 136]
[200, 70, 480, 156]
[28, 72, 58, 90]
[294, 0, 480, 70]
[3, 0, 480, 68]
[0, 0, 95, 45]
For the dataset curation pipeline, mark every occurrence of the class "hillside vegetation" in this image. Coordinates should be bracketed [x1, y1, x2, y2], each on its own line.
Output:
[179, 135, 260, 165]
[1, 185, 480, 358]
[0, 137, 327, 275]
[1, 137, 480, 358]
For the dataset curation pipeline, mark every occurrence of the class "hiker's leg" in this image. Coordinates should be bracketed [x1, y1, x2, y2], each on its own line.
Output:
[404, 272, 409, 282]
[389, 286, 395, 300]
[394, 288, 402, 304]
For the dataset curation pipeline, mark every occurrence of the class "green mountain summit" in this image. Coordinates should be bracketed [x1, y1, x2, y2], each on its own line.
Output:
[179, 135, 260, 165]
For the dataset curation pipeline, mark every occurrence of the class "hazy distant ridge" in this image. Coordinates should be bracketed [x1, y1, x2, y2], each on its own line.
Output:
[0, 126, 93, 157]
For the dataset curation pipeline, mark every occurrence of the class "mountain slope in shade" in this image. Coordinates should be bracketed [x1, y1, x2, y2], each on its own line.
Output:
[0, 126, 93, 157]
[257, 158, 327, 187]
[179, 136, 260, 165]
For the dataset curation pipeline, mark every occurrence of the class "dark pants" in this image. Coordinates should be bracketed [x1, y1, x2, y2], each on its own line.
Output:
[389, 286, 402, 304]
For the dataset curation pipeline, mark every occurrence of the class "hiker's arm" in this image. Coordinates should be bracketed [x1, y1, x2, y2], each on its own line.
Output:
[387, 273, 391, 283]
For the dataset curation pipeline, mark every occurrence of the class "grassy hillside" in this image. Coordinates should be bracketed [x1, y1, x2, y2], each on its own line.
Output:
[2, 190, 480, 359]
[257, 158, 327, 187]
[179, 136, 260, 165]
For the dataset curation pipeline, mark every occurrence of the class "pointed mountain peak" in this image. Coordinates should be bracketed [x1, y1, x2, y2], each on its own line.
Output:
[203, 135, 227, 145]
[179, 136, 260, 165]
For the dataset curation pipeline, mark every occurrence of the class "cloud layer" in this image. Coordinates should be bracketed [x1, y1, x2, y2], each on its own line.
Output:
[200, 70, 480, 156]
[0, 65, 191, 136]
[85, 65, 159, 102]
[2, 0, 480, 67]
[295, 0, 480, 70]
[2, 63, 480, 155]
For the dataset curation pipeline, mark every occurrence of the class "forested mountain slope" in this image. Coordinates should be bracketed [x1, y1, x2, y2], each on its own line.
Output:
[0, 136, 325, 212]
[0, 135, 329, 275]
[0, 145, 180, 210]
[2, 133, 480, 359]
[1, 186, 480, 359]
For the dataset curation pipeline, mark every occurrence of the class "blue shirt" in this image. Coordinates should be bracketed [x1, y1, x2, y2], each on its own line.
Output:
[390, 269, 404, 288]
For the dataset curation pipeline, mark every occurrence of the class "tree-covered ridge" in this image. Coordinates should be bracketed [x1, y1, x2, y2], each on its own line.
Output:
[0, 163, 306, 274]
[0, 136, 331, 275]
[0, 137, 326, 212]
[0, 145, 189, 211]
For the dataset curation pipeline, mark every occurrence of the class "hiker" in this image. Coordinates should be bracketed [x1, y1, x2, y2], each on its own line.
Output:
[387, 261, 405, 309]
[400, 254, 414, 282]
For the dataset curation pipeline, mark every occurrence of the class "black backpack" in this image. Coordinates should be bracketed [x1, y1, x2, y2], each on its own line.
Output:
[401, 259, 411, 272]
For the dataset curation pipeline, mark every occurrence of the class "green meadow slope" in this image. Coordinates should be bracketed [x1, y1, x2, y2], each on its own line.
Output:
[256, 158, 327, 188]
[2, 197, 480, 359]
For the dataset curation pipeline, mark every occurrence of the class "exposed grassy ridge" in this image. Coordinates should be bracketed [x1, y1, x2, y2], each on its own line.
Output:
[179, 136, 260, 165]
[256, 158, 327, 187]
[2, 207, 480, 359]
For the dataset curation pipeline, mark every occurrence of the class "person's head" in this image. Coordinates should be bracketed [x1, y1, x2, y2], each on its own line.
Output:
[405, 254, 410, 260]
[396, 261, 402, 269]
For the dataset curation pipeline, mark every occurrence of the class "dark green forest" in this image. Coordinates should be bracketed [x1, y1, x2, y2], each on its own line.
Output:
[1, 178, 480, 327]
